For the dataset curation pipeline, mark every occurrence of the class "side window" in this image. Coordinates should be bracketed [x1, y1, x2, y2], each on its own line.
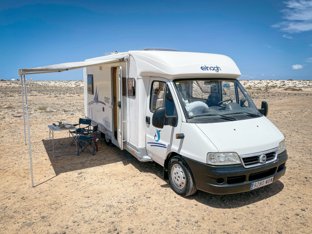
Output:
[127, 78, 136, 96]
[237, 85, 250, 107]
[150, 81, 166, 112]
[87, 74, 94, 95]
[165, 86, 177, 117]
[122, 78, 136, 97]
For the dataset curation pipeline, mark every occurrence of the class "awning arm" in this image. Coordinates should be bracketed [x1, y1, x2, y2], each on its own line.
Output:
[18, 57, 125, 76]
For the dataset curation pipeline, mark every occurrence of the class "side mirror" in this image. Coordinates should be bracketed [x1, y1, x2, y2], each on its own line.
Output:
[165, 116, 178, 127]
[258, 101, 268, 116]
[152, 107, 165, 128]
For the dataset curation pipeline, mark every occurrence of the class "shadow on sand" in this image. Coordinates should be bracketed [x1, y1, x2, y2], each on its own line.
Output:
[42, 138, 135, 175]
[42, 137, 163, 178]
[42, 137, 284, 207]
[192, 181, 284, 208]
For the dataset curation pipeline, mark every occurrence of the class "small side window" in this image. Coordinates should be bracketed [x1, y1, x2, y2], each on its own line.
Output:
[87, 74, 94, 95]
[122, 78, 136, 97]
[127, 78, 136, 97]
[150, 81, 166, 112]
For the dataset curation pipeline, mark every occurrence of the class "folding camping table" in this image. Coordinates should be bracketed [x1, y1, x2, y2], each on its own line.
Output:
[48, 124, 75, 157]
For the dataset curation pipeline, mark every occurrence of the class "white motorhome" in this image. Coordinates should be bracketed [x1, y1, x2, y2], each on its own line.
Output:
[84, 50, 287, 196]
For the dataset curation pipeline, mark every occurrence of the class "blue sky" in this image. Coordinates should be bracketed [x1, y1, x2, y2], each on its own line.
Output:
[0, 0, 311, 80]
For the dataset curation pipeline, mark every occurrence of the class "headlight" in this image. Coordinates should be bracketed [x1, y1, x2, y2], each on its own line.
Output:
[207, 152, 241, 165]
[278, 140, 286, 154]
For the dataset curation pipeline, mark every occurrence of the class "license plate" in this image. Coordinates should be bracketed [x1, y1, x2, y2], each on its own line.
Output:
[250, 177, 274, 190]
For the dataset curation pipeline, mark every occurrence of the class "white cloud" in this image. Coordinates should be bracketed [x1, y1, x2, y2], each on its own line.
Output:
[273, 0, 312, 33]
[292, 64, 304, 70]
[306, 57, 312, 63]
[282, 34, 293, 39]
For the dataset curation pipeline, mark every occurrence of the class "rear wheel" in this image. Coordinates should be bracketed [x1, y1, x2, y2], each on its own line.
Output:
[168, 156, 197, 197]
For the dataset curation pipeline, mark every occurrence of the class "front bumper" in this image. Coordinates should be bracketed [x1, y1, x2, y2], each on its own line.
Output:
[183, 150, 288, 195]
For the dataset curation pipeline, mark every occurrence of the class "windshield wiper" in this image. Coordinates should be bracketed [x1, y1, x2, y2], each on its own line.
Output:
[225, 112, 261, 117]
[189, 113, 236, 121]
[218, 114, 236, 121]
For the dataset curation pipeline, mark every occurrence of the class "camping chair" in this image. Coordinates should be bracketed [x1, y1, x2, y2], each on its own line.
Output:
[69, 118, 92, 143]
[76, 134, 97, 156]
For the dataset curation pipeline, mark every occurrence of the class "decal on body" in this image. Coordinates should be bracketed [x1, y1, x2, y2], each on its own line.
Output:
[147, 129, 167, 148]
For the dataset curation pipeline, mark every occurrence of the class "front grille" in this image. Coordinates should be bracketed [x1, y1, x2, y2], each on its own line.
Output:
[216, 150, 284, 185]
[242, 151, 277, 168]
[266, 152, 276, 161]
[243, 156, 259, 166]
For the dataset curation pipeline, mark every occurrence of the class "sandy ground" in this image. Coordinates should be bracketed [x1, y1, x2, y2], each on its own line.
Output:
[0, 80, 311, 234]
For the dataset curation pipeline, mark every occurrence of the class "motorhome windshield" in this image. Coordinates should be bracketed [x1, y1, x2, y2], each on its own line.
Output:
[174, 79, 261, 123]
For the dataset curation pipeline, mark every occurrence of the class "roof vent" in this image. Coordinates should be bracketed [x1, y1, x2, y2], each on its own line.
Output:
[143, 48, 178, 51]
[104, 51, 119, 55]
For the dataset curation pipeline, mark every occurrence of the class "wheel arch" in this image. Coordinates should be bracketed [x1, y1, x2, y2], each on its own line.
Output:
[164, 152, 195, 184]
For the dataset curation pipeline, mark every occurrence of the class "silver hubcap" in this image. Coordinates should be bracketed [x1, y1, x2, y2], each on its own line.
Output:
[170, 163, 186, 190]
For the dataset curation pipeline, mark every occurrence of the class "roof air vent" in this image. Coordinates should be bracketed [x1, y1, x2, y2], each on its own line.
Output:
[143, 48, 178, 51]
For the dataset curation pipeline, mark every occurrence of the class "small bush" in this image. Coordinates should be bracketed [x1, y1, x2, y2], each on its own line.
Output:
[37, 106, 48, 111]
[284, 87, 303, 91]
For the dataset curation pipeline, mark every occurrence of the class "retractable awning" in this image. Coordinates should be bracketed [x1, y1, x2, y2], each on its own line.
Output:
[19, 54, 126, 75]
[19, 53, 128, 187]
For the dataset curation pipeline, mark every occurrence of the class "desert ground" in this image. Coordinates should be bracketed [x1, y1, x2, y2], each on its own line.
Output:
[0, 80, 311, 234]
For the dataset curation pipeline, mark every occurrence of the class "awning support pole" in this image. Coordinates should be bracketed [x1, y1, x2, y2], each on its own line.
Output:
[21, 75, 27, 145]
[22, 74, 34, 187]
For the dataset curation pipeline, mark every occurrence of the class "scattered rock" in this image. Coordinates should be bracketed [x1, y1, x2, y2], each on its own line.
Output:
[46, 107, 56, 112]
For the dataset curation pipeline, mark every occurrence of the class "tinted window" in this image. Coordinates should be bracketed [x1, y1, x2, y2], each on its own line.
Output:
[165, 86, 177, 116]
[150, 81, 166, 112]
[87, 74, 94, 95]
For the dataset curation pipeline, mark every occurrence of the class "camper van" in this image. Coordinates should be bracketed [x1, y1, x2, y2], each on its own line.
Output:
[83, 50, 287, 196]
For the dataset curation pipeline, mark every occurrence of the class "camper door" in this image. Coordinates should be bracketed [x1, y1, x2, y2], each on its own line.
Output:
[112, 66, 123, 150]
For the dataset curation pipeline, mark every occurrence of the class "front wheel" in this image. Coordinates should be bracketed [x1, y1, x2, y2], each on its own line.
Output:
[168, 157, 197, 197]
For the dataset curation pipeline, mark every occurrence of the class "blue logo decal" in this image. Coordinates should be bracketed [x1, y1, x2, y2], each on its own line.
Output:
[154, 130, 161, 142]
[200, 65, 221, 72]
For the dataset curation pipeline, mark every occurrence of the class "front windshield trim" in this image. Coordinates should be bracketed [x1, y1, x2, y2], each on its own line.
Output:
[173, 78, 261, 123]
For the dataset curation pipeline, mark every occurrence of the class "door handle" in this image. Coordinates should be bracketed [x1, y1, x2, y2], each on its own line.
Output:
[176, 133, 185, 139]
[146, 116, 150, 124]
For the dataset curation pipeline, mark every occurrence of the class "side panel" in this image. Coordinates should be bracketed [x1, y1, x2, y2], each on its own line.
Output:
[85, 62, 127, 149]
[127, 56, 146, 149]
[86, 64, 114, 132]
[137, 78, 149, 148]
[122, 56, 152, 161]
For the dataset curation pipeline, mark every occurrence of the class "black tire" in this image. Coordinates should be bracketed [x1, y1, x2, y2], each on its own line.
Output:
[168, 156, 197, 197]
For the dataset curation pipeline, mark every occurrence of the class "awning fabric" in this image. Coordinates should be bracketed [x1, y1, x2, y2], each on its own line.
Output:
[18, 57, 124, 75]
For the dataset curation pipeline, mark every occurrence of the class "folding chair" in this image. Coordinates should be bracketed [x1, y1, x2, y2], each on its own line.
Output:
[69, 118, 92, 137]
[76, 133, 98, 156]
